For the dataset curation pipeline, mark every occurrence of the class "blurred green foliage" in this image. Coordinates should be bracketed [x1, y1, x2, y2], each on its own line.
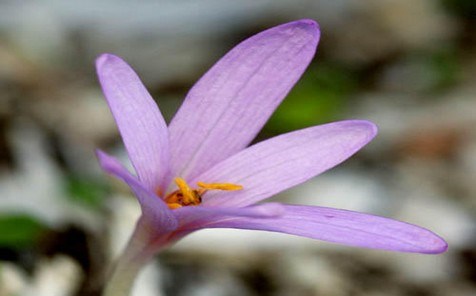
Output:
[0, 215, 47, 248]
[426, 48, 462, 92]
[65, 176, 109, 210]
[266, 63, 356, 133]
[441, 0, 476, 18]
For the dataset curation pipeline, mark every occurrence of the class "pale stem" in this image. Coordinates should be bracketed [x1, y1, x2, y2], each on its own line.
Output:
[102, 220, 167, 296]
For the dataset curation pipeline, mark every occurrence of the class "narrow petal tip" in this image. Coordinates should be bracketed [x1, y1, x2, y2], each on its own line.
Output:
[95, 54, 128, 80]
[294, 18, 319, 29]
[95, 149, 120, 174]
[422, 234, 448, 254]
[282, 19, 320, 39]
[360, 120, 379, 140]
[95, 53, 124, 71]
[405, 228, 447, 254]
[342, 120, 379, 143]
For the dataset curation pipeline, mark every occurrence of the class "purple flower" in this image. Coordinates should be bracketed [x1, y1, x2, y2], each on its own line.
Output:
[96, 19, 446, 295]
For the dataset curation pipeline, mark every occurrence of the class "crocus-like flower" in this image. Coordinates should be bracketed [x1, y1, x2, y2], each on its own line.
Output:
[96, 20, 447, 295]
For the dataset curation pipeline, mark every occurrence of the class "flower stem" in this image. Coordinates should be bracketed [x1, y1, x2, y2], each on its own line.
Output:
[102, 222, 156, 296]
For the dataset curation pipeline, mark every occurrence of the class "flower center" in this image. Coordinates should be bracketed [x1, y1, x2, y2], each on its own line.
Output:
[164, 177, 242, 209]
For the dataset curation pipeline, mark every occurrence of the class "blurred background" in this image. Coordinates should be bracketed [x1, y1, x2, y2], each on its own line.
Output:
[0, 0, 475, 295]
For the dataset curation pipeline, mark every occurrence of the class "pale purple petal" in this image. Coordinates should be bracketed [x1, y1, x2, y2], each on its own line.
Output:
[96, 150, 177, 231]
[169, 19, 320, 181]
[202, 204, 448, 254]
[174, 203, 285, 229]
[96, 54, 170, 192]
[195, 120, 377, 207]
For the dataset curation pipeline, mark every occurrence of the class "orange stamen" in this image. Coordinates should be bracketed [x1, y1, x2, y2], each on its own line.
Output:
[164, 178, 243, 210]
[197, 182, 243, 191]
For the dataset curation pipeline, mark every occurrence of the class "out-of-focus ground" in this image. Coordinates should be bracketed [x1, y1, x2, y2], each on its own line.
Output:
[0, 1, 475, 295]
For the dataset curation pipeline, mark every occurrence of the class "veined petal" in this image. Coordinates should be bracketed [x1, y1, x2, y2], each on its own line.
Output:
[169, 19, 320, 181]
[173, 203, 285, 231]
[202, 204, 448, 254]
[96, 150, 178, 232]
[195, 120, 377, 207]
[96, 54, 170, 192]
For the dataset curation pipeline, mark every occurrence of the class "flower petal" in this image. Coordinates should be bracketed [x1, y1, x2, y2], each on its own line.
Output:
[169, 19, 320, 181]
[195, 120, 377, 207]
[174, 203, 285, 229]
[96, 150, 177, 232]
[202, 204, 448, 254]
[96, 54, 170, 192]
